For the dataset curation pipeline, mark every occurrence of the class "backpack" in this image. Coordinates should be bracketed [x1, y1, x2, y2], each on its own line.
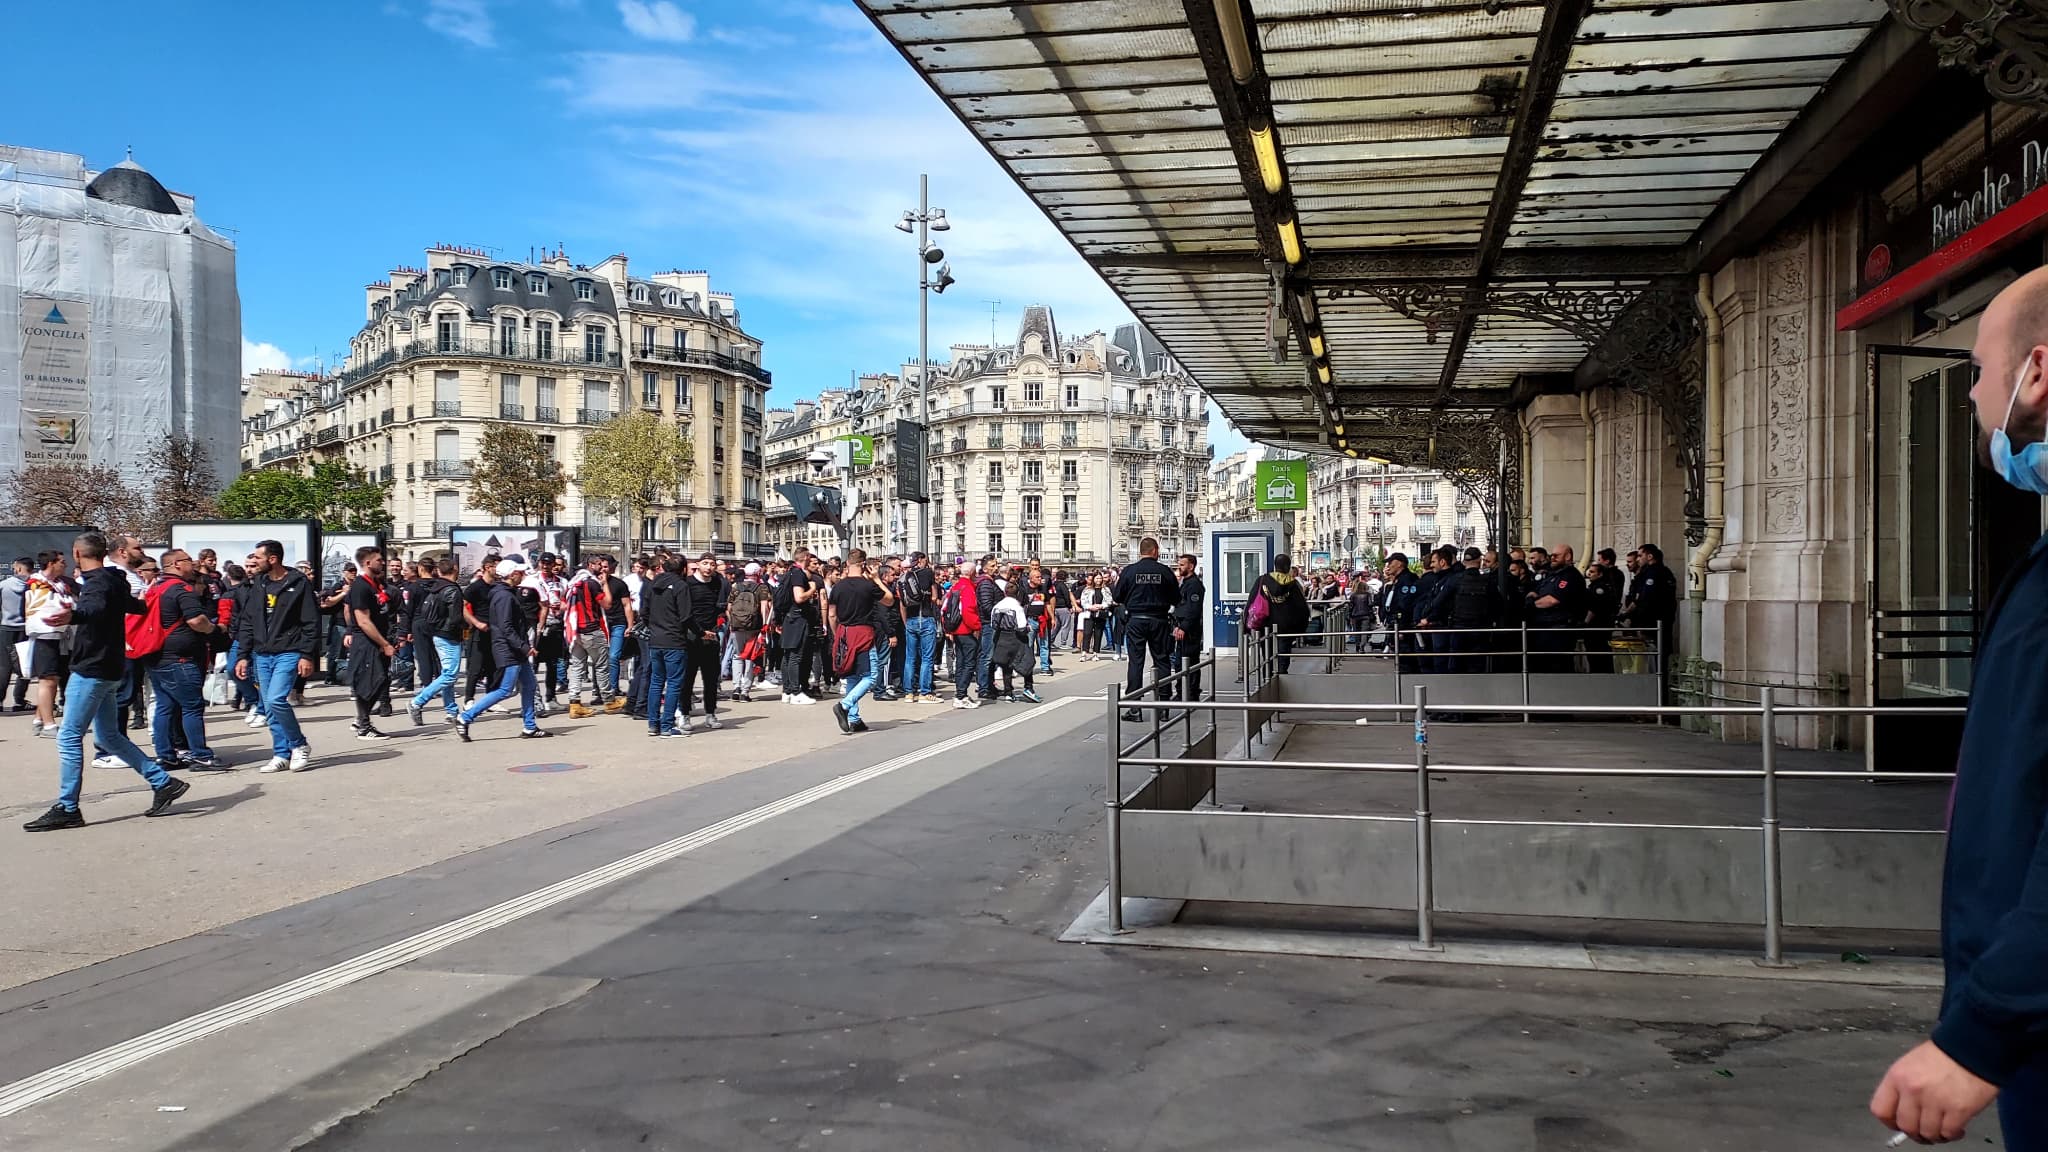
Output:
[416, 581, 460, 639]
[728, 582, 762, 631]
[1245, 587, 1271, 632]
[126, 581, 178, 659]
[940, 582, 966, 632]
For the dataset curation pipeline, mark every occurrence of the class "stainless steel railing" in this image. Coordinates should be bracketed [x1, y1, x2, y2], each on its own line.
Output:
[1100, 685, 1965, 960]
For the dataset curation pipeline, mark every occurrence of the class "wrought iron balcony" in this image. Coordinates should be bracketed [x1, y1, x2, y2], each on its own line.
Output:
[1019, 475, 1044, 489]
[641, 396, 662, 412]
[741, 406, 763, 428]
[536, 405, 559, 423]
[423, 460, 473, 479]
[432, 521, 457, 537]
[500, 403, 525, 420]
[628, 342, 773, 385]
[433, 401, 462, 417]
[1021, 515, 1043, 529]
[315, 427, 341, 445]
[334, 339, 623, 390]
[985, 515, 1005, 528]
[576, 408, 613, 426]
[1059, 434, 1079, 448]
[1020, 436, 1044, 449]
[741, 449, 762, 469]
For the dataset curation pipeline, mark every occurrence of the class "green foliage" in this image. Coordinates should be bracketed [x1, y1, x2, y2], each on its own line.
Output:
[577, 411, 694, 529]
[469, 424, 567, 525]
[218, 469, 320, 521]
[309, 461, 394, 533]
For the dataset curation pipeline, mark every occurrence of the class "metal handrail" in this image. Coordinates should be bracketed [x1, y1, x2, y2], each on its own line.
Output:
[1102, 683, 1965, 958]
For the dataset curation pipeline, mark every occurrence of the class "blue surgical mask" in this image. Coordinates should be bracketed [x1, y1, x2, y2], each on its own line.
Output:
[1991, 361, 2048, 495]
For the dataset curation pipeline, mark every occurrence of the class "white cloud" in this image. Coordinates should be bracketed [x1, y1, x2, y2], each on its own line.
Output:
[424, 0, 495, 47]
[618, 0, 695, 41]
[241, 338, 296, 377]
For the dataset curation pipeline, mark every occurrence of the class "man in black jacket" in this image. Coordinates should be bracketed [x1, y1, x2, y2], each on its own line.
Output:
[1378, 553, 1422, 672]
[641, 555, 691, 738]
[1114, 537, 1180, 719]
[24, 532, 189, 831]
[681, 552, 728, 730]
[1445, 546, 1501, 673]
[236, 539, 322, 775]
[456, 559, 549, 741]
[1171, 553, 1206, 702]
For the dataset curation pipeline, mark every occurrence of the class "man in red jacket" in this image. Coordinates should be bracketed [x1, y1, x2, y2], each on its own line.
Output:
[948, 560, 983, 710]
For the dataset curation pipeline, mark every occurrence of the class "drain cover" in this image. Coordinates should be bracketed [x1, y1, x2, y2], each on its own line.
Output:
[508, 762, 587, 774]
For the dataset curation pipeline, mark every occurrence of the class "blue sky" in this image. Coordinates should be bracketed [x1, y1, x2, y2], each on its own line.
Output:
[0, 0, 1251, 460]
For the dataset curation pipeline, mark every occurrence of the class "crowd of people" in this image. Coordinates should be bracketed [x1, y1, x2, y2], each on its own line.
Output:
[4, 531, 1215, 830]
[1242, 541, 1682, 674]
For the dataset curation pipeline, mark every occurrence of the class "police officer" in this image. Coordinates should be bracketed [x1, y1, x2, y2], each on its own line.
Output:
[1378, 553, 1422, 671]
[1620, 542, 1679, 647]
[1446, 546, 1500, 673]
[1584, 548, 1625, 673]
[1112, 536, 1180, 720]
[1525, 543, 1586, 673]
[1171, 553, 1205, 702]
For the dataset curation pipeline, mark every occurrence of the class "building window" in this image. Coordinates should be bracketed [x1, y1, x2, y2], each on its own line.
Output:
[435, 430, 460, 462]
[990, 385, 1006, 409]
[632, 285, 649, 303]
[499, 318, 518, 357]
[1023, 459, 1042, 483]
[662, 288, 681, 308]
[1062, 459, 1078, 483]
[1024, 377, 1043, 403]
[1062, 420, 1078, 446]
[500, 374, 520, 408]
[436, 315, 460, 353]
[1062, 493, 1077, 520]
[535, 321, 554, 360]
[435, 269, 452, 289]
[987, 460, 1002, 482]
[989, 534, 1004, 555]
[640, 324, 656, 353]
[584, 326, 607, 362]
[1062, 531, 1077, 557]
[538, 434, 556, 460]
[1022, 420, 1043, 446]
[453, 266, 469, 287]
[1023, 533, 1041, 556]
[575, 280, 595, 302]
[492, 268, 512, 291]
[537, 377, 556, 413]
[529, 273, 548, 294]
[1024, 494, 1042, 520]
[987, 421, 1004, 448]
[674, 375, 690, 410]
[643, 372, 660, 407]
[1064, 383, 1080, 408]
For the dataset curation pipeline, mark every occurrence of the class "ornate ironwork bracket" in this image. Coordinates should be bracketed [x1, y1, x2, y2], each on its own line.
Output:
[1891, 0, 2048, 106]
[1580, 282, 1708, 546]
[1337, 406, 1520, 547]
[1327, 282, 1638, 345]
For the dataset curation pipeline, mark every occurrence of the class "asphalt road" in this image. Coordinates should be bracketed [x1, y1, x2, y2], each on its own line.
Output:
[0, 668, 1961, 1151]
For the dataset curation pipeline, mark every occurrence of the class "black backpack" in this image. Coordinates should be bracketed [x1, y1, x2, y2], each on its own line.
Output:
[940, 582, 966, 632]
[415, 581, 461, 638]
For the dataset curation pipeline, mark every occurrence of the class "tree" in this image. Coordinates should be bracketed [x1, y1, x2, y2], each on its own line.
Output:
[309, 461, 395, 533]
[219, 469, 321, 521]
[469, 424, 567, 525]
[2, 463, 144, 536]
[139, 433, 220, 541]
[577, 411, 694, 548]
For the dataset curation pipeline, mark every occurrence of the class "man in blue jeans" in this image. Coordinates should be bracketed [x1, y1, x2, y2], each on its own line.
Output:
[24, 531, 190, 830]
[899, 552, 939, 703]
[234, 538, 322, 774]
[457, 559, 550, 742]
[146, 549, 224, 771]
[406, 557, 465, 725]
[825, 552, 891, 734]
[638, 554, 691, 738]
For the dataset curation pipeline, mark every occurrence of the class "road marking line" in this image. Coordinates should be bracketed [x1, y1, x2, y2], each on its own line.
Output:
[0, 696, 1081, 1118]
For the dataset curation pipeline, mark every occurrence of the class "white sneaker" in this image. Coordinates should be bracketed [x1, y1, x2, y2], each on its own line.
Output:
[246, 710, 268, 728]
[535, 700, 552, 718]
[787, 693, 816, 706]
[704, 713, 722, 731]
[260, 755, 290, 774]
[677, 715, 694, 733]
[91, 753, 129, 769]
[951, 697, 967, 710]
[963, 697, 982, 709]
[490, 702, 515, 715]
[288, 746, 312, 773]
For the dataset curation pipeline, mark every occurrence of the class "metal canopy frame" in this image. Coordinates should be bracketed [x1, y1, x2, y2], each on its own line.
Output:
[859, 0, 1906, 491]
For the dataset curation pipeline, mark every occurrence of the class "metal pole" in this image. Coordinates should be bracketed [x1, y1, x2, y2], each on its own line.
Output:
[1760, 685, 1784, 965]
[1414, 684, 1436, 950]
[917, 174, 931, 556]
[1392, 619, 1402, 701]
[1520, 621, 1532, 724]
[1106, 683, 1124, 933]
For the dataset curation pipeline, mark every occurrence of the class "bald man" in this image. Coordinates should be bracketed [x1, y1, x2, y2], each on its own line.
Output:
[1872, 267, 2048, 1145]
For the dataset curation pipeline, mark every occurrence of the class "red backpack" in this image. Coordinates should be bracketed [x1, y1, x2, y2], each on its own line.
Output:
[125, 580, 178, 659]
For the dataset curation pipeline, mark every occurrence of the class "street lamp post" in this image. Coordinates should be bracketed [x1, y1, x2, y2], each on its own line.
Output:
[897, 174, 954, 555]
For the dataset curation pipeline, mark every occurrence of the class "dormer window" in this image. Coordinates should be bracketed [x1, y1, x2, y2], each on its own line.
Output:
[574, 280, 594, 302]
[661, 289, 681, 308]
[453, 266, 469, 287]
[492, 268, 512, 290]
[529, 273, 547, 294]
[631, 285, 649, 304]
[435, 269, 452, 289]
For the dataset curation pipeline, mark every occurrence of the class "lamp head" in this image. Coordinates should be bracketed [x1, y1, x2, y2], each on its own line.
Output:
[933, 263, 956, 294]
[929, 209, 950, 231]
[894, 212, 915, 233]
[923, 246, 946, 264]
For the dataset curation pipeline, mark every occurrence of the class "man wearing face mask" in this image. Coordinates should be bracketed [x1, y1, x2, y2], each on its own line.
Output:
[1871, 268, 2048, 1147]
